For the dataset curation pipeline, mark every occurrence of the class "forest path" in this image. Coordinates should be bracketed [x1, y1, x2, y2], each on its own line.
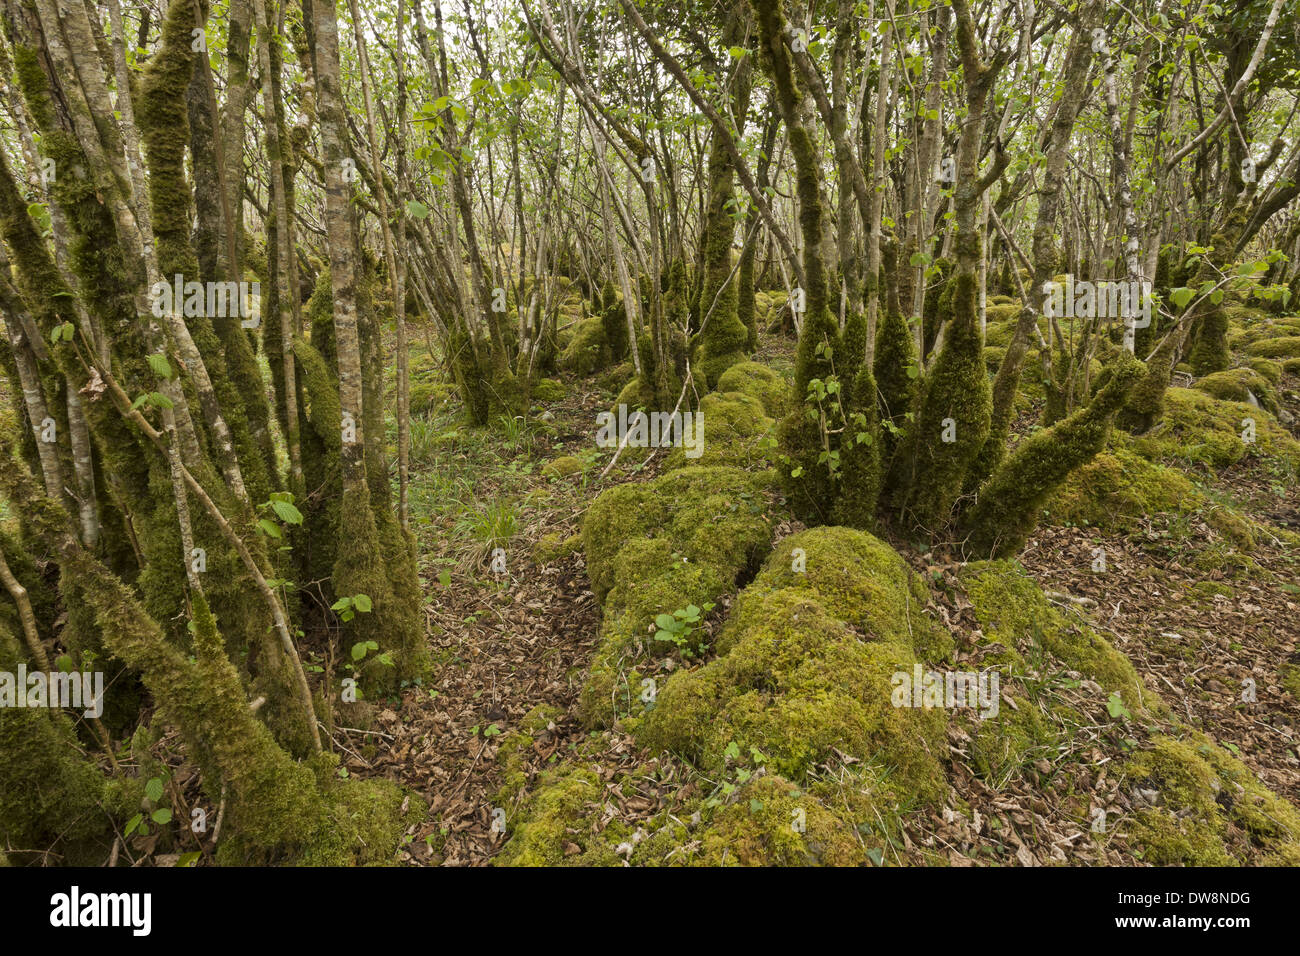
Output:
[345, 369, 649, 864]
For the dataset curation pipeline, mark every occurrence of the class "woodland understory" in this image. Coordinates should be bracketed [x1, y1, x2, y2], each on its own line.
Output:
[0, 0, 1299, 867]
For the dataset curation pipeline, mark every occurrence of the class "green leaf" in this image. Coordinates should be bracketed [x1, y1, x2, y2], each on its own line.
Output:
[1169, 287, 1194, 309]
[147, 353, 173, 379]
[176, 851, 201, 867]
[125, 813, 143, 837]
[1106, 691, 1131, 720]
[271, 499, 304, 525]
[257, 518, 282, 539]
[866, 847, 885, 866]
[350, 642, 369, 662]
[352, 594, 373, 613]
[151, 808, 172, 824]
[145, 777, 165, 803]
[723, 741, 741, 761]
[438, 569, 452, 587]
[406, 199, 430, 220]
[655, 613, 676, 629]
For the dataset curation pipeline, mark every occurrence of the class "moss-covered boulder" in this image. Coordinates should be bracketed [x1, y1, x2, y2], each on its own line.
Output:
[541, 456, 584, 479]
[639, 527, 953, 801]
[579, 467, 780, 726]
[714, 361, 788, 417]
[532, 378, 568, 402]
[558, 316, 608, 375]
[1125, 733, 1300, 866]
[662, 391, 773, 472]
[1044, 446, 1249, 545]
[1131, 388, 1300, 473]
[1193, 367, 1279, 414]
[1244, 335, 1300, 360]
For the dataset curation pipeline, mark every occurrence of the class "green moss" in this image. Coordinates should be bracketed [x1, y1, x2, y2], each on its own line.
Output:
[1280, 664, 1300, 700]
[1245, 357, 1283, 385]
[596, 361, 635, 395]
[1132, 388, 1300, 473]
[874, 299, 920, 470]
[579, 466, 778, 726]
[1125, 734, 1300, 865]
[983, 303, 1022, 326]
[964, 352, 1145, 558]
[0, 625, 111, 865]
[533, 378, 567, 402]
[558, 316, 608, 375]
[1043, 446, 1254, 543]
[898, 276, 993, 532]
[1193, 367, 1279, 414]
[961, 561, 1152, 713]
[494, 765, 622, 866]
[968, 699, 1065, 786]
[663, 391, 773, 472]
[639, 527, 952, 801]
[298, 756, 426, 866]
[714, 362, 788, 417]
[1244, 335, 1300, 359]
[540, 456, 584, 478]
[691, 775, 868, 865]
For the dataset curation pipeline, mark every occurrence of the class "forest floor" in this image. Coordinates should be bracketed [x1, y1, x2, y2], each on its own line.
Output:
[337, 321, 1299, 867]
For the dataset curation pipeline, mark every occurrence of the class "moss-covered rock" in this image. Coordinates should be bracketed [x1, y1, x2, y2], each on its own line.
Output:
[1043, 446, 1250, 544]
[639, 527, 953, 801]
[714, 362, 788, 417]
[532, 378, 568, 402]
[1124, 733, 1300, 866]
[1131, 388, 1300, 473]
[1244, 335, 1300, 360]
[1193, 367, 1279, 414]
[493, 764, 622, 866]
[579, 467, 779, 726]
[689, 774, 870, 865]
[558, 316, 608, 375]
[662, 391, 773, 472]
[541, 456, 584, 479]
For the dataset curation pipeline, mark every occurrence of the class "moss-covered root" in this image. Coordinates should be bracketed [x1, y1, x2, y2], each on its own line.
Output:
[963, 353, 1146, 558]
